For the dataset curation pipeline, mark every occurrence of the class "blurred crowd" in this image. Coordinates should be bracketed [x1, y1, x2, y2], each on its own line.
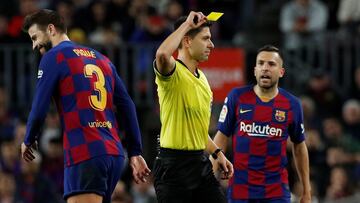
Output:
[0, 0, 358, 47]
[289, 69, 360, 202]
[0, 0, 360, 203]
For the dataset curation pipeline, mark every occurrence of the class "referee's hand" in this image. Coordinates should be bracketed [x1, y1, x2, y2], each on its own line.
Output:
[130, 155, 151, 184]
[186, 11, 207, 29]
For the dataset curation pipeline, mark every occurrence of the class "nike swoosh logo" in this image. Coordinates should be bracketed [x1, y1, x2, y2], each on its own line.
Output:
[240, 109, 252, 114]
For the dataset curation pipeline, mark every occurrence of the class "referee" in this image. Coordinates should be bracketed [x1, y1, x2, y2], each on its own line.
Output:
[153, 11, 233, 203]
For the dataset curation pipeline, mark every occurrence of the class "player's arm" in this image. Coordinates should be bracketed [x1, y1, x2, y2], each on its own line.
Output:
[112, 65, 142, 156]
[290, 98, 311, 203]
[210, 130, 234, 179]
[292, 141, 311, 203]
[22, 54, 59, 162]
[155, 11, 206, 75]
[111, 63, 150, 182]
[211, 89, 238, 178]
[213, 131, 229, 152]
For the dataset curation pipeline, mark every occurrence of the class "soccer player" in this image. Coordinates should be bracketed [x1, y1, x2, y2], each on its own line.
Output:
[20, 9, 150, 203]
[213, 45, 311, 203]
[153, 11, 234, 203]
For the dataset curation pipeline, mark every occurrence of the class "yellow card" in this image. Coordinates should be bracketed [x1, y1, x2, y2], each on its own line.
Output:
[207, 12, 224, 22]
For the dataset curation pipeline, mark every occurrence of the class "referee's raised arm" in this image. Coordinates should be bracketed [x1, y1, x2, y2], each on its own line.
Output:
[155, 11, 206, 75]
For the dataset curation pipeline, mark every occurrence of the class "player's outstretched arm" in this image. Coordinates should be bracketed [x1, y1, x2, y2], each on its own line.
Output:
[129, 155, 151, 184]
[155, 11, 207, 75]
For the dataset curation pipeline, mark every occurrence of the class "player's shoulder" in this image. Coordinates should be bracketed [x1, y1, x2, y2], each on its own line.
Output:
[82, 45, 110, 62]
[278, 88, 301, 104]
[77, 44, 103, 57]
[54, 41, 108, 60]
[229, 85, 253, 97]
[222, 85, 253, 104]
[51, 40, 75, 53]
[72, 44, 102, 57]
[40, 45, 61, 65]
[42, 41, 75, 62]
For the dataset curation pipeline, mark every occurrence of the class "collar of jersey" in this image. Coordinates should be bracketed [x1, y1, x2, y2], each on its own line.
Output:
[176, 59, 200, 79]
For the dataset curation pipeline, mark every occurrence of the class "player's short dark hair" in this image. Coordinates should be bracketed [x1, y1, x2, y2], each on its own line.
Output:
[257, 45, 283, 61]
[174, 16, 212, 49]
[22, 9, 67, 33]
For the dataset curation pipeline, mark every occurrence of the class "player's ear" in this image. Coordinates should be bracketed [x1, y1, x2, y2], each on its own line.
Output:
[47, 24, 55, 36]
[279, 67, 285, 78]
[47, 25, 51, 34]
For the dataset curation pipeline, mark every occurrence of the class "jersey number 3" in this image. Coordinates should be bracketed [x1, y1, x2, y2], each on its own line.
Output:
[84, 64, 107, 111]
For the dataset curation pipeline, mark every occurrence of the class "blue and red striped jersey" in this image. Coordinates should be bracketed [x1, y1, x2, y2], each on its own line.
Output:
[24, 41, 142, 167]
[217, 85, 305, 200]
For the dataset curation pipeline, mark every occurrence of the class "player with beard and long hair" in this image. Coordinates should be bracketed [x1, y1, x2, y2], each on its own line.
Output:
[212, 45, 311, 203]
[20, 9, 150, 203]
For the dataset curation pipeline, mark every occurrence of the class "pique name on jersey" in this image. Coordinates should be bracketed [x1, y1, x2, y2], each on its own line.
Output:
[73, 48, 96, 58]
[240, 121, 283, 137]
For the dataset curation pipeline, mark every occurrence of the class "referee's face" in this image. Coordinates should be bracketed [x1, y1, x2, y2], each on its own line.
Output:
[254, 51, 284, 89]
[188, 27, 214, 62]
[28, 24, 52, 55]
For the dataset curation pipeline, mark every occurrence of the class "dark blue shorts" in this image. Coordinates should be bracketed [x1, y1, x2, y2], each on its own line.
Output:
[64, 155, 125, 203]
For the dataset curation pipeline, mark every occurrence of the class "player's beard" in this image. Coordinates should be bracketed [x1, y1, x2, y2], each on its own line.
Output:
[35, 40, 53, 55]
[258, 78, 278, 90]
[40, 41, 52, 52]
[42, 41, 53, 52]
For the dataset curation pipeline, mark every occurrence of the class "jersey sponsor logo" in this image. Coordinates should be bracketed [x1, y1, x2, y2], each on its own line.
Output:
[219, 105, 228, 122]
[37, 70, 43, 78]
[240, 121, 282, 137]
[88, 120, 112, 129]
[275, 110, 286, 122]
[239, 109, 252, 114]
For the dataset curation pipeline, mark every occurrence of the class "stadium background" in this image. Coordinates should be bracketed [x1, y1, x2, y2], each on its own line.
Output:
[0, 0, 359, 202]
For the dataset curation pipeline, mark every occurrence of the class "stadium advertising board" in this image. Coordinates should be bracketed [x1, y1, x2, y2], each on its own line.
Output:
[200, 48, 245, 103]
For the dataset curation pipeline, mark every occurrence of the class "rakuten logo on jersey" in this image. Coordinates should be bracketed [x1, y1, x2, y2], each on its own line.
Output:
[240, 122, 283, 137]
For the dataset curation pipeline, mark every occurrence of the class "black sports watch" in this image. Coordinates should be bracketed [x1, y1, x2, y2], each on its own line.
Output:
[211, 148, 223, 159]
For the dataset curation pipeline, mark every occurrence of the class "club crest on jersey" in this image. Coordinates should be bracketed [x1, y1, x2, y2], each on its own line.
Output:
[275, 110, 286, 122]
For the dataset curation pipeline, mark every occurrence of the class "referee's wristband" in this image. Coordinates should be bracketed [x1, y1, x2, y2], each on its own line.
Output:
[211, 148, 223, 159]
